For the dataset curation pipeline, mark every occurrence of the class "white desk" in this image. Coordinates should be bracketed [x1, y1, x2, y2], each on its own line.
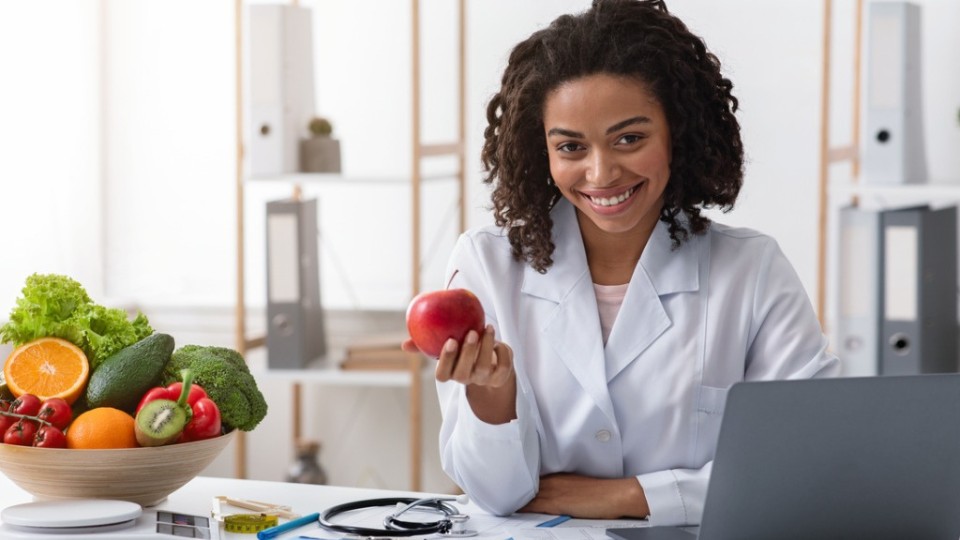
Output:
[0, 474, 454, 539]
[0, 474, 645, 540]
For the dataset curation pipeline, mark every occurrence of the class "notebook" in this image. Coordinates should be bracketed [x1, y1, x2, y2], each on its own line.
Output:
[606, 374, 960, 540]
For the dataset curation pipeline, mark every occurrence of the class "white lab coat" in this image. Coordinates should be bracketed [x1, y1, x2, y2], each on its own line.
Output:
[437, 199, 839, 526]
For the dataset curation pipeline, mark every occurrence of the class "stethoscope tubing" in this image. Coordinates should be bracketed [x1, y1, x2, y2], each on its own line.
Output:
[318, 497, 461, 537]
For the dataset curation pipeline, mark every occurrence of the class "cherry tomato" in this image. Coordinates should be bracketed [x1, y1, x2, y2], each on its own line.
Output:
[4, 420, 38, 446]
[0, 413, 17, 438]
[12, 394, 41, 417]
[37, 398, 72, 430]
[33, 425, 67, 448]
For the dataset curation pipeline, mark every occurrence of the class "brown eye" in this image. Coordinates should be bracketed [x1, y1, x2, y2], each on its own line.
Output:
[557, 142, 584, 153]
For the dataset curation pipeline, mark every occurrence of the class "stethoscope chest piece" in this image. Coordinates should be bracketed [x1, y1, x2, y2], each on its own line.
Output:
[440, 514, 477, 537]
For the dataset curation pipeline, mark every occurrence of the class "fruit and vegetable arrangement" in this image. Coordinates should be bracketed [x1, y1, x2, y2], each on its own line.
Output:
[0, 274, 268, 449]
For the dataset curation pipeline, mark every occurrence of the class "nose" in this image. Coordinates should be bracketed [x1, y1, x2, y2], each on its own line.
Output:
[585, 148, 621, 186]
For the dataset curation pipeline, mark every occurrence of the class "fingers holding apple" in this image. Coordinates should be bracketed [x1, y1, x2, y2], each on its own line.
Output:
[435, 325, 514, 388]
[406, 288, 485, 358]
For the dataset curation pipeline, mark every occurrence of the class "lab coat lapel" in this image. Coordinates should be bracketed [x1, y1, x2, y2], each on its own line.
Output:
[521, 201, 614, 423]
[604, 219, 701, 380]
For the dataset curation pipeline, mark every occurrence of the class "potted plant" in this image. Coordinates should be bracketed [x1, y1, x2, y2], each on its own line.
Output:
[300, 116, 341, 173]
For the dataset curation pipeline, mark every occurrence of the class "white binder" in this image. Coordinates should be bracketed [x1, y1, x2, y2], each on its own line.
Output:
[862, 1, 927, 185]
[247, 5, 316, 177]
[837, 206, 883, 376]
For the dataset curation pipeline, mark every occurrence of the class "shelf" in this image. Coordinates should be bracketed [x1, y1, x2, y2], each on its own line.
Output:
[246, 172, 459, 184]
[246, 347, 417, 387]
[830, 182, 960, 209]
[233, 0, 466, 489]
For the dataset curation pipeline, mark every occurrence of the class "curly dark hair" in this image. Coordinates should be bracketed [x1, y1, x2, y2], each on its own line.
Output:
[481, 0, 744, 273]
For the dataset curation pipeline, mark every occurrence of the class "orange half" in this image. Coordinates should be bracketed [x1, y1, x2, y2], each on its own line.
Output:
[4, 337, 90, 404]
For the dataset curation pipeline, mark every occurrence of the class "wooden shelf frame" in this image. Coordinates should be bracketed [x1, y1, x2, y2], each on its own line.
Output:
[231, 0, 468, 490]
[817, 0, 864, 326]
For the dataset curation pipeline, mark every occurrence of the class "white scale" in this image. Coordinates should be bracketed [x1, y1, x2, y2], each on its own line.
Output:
[0, 500, 220, 539]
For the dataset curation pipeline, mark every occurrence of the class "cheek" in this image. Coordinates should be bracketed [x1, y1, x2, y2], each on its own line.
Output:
[631, 146, 672, 180]
[548, 158, 578, 187]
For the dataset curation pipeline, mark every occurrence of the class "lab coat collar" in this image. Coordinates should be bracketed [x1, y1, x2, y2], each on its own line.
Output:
[520, 200, 703, 422]
[520, 199, 700, 301]
[604, 216, 702, 379]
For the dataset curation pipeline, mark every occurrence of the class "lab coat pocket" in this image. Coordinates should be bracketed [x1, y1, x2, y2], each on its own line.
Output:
[696, 385, 729, 456]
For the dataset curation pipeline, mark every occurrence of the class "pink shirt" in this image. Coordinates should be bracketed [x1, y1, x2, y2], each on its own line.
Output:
[594, 283, 629, 345]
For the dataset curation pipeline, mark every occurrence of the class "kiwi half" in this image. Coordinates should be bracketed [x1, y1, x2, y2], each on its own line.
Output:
[135, 399, 189, 447]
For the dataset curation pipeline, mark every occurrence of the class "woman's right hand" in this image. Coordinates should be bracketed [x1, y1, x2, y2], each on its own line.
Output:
[436, 324, 514, 388]
[403, 325, 517, 423]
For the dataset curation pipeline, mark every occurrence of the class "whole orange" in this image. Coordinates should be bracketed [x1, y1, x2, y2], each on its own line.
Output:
[66, 407, 139, 449]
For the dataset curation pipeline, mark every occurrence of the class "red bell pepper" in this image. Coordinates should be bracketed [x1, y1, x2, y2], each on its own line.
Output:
[136, 377, 222, 442]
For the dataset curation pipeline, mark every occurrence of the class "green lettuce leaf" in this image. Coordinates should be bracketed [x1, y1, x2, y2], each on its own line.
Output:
[0, 273, 153, 370]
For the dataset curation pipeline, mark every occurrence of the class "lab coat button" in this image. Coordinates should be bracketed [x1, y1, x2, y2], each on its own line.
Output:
[595, 429, 611, 442]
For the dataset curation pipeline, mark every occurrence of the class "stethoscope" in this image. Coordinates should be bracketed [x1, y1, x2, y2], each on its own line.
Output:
[317, 494, 477, 537]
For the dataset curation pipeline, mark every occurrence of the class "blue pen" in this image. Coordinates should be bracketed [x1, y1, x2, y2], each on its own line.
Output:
[536, 515, 572, 527]
[256, 512, 321, 540]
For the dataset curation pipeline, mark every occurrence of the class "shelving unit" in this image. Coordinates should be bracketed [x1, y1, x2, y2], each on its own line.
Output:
[817, 0, 864, 325]
[818, 0, 960, 338]
[230, 0, 467, 489]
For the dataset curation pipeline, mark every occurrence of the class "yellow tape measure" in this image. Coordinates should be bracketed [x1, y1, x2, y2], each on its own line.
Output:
[223, 513, 279, 534]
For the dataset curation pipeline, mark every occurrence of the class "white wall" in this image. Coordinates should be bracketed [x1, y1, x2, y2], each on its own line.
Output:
[0, 0, 104, 305]
[2, 0, 959, 487]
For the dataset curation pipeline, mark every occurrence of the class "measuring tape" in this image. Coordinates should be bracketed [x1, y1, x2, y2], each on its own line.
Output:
[223, 513, 279, 534]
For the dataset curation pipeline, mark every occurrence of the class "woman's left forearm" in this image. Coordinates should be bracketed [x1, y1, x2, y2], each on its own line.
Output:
[518, 473, 649, 519]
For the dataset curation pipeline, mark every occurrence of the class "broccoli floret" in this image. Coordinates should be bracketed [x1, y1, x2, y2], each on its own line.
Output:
[163, 345, 268, 432]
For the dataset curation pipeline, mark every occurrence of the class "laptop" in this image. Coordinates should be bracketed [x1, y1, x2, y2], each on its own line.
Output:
[606, 374, 960, 540]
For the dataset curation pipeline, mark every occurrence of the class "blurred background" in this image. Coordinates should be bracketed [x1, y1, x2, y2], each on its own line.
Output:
[0, 0, 958, 493]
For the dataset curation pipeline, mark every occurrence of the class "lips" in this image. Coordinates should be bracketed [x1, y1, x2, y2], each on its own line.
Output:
[582, 183, 641, 208]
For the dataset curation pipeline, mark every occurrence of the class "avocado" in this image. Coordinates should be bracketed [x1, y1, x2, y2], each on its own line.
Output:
[85, 333, 174, 414]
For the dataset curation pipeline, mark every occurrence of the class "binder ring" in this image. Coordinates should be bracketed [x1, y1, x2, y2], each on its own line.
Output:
[889, 333, 911, 356]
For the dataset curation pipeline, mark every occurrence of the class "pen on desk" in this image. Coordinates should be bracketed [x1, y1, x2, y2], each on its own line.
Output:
[536, 515, 572, 527]
[256, 512, 321, 540]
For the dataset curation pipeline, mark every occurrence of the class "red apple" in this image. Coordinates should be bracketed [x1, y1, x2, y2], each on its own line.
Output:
[406, 288, 485, 358]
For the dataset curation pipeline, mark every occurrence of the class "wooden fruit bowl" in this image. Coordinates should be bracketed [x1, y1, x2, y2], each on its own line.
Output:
[0, 430, 234, 507]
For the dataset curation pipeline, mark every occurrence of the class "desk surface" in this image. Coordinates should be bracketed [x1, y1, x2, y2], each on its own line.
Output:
[0, 474, 447, 539]
[0, 474, 644, 540]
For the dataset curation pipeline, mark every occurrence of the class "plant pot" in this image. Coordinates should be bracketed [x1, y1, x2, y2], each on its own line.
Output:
[300, 137, 341, 173]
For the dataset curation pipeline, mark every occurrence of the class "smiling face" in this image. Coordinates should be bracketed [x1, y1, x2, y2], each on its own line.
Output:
[543, 73, 671, 241]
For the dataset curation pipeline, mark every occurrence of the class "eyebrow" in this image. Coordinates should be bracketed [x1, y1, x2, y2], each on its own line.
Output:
[546, 115, 652, 138]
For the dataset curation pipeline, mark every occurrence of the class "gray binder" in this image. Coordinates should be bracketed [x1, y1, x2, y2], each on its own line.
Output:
[266, 198, 327, 369]
[880, 205, 958, 375]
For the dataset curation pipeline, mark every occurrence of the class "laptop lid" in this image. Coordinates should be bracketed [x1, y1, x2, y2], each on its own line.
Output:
[696, 374, 960, 540]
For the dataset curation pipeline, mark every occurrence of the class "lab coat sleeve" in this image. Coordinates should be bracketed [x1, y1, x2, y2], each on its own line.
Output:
[637, 464, 711, 526]
[436, 233, 542, 516]
[744, 237, 840, 381]
[640, 237, 838, 527]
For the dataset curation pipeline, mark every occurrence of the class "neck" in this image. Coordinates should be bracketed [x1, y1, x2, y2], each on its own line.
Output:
[577, 210, 660, 286]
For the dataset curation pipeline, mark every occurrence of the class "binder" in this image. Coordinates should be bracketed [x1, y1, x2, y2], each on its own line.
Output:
[247, 4, 316, 177]
[837, 206, 884, 376]
[266, 198, 327, 369]
[862, 1, 927, 185]
[880, 205, 958, 375]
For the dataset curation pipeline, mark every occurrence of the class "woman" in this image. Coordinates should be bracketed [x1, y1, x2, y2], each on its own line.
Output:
[405, 0, 838, 526]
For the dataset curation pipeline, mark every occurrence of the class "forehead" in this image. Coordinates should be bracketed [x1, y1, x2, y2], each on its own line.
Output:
[543, 74, 664, 126]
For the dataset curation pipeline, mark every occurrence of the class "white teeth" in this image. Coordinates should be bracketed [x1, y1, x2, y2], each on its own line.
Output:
[588, 186, 636, 207]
